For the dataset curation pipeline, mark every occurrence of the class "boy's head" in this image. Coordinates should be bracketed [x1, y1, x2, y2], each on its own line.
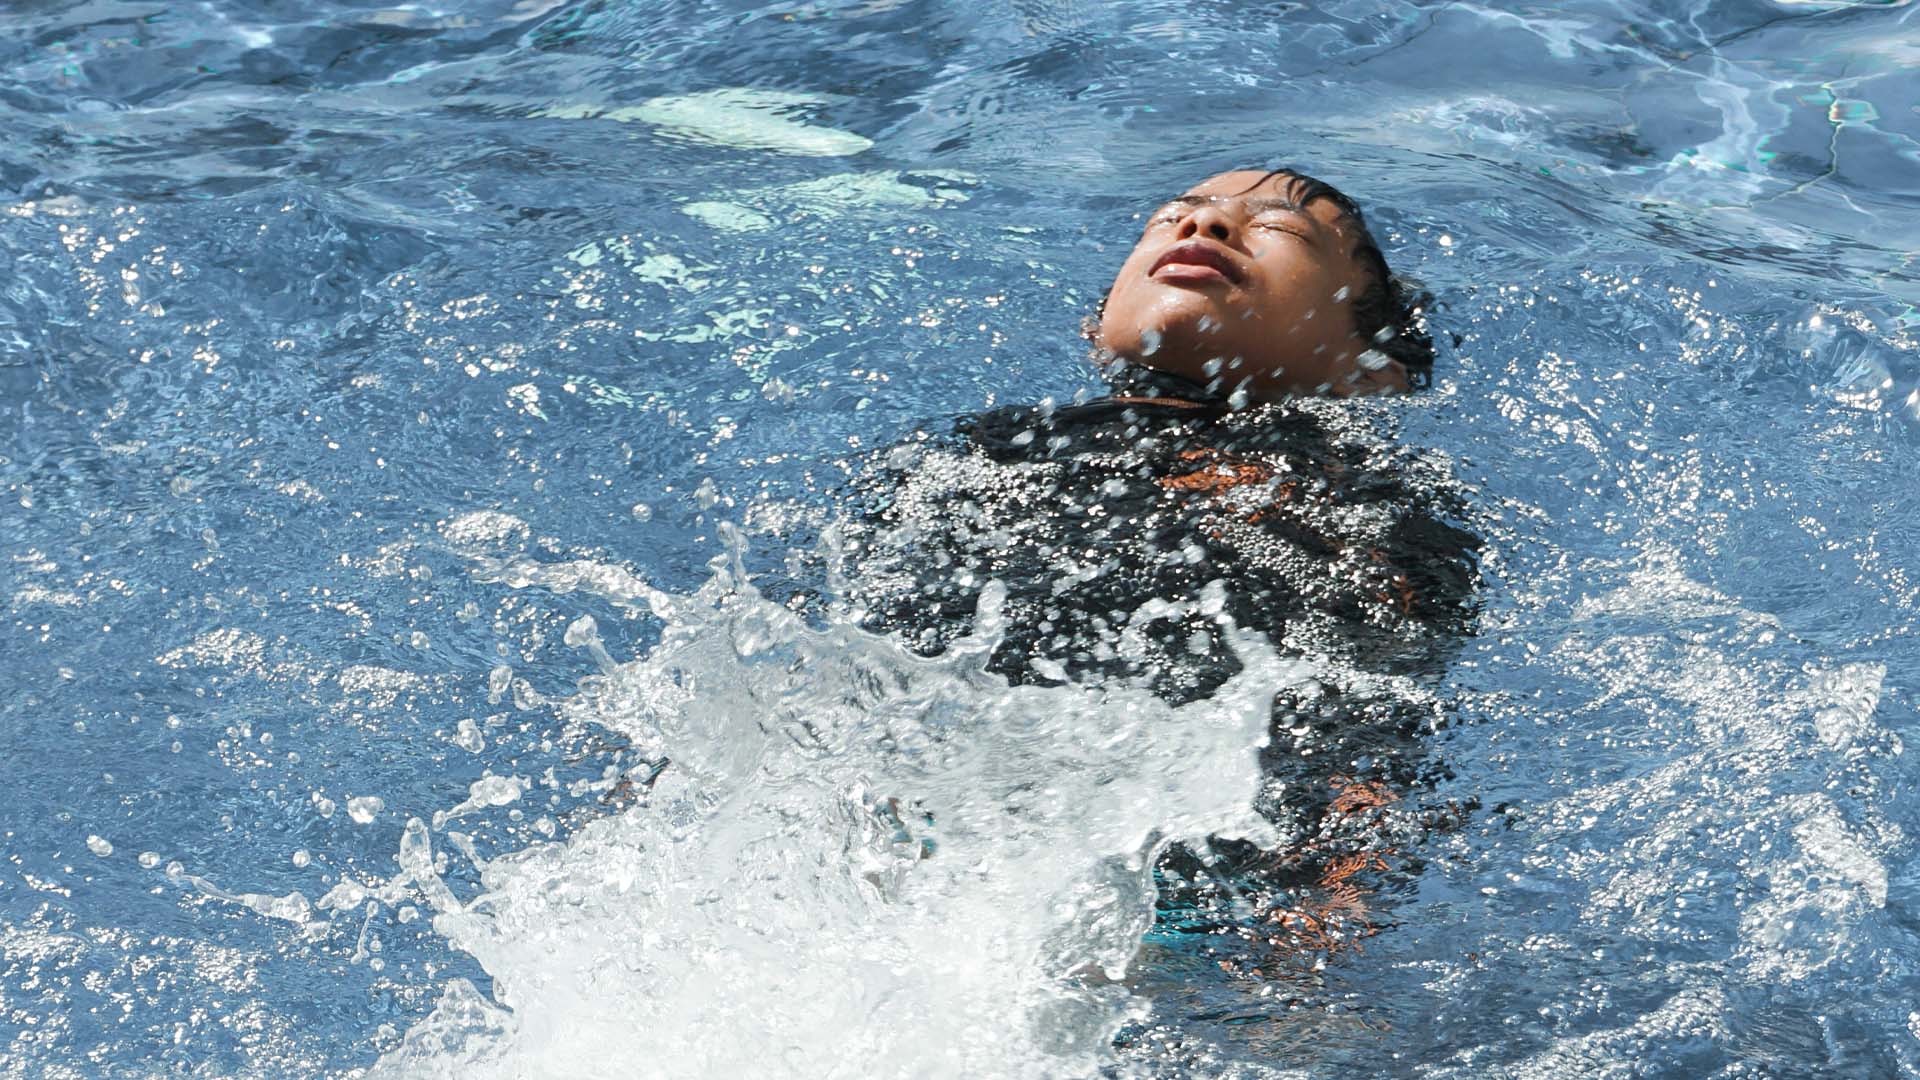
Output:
[1094, 169, 1431, 399]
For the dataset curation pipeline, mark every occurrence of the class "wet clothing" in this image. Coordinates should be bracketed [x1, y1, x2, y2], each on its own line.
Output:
[841, 362, 1481, 966]
[845, 362, 1477, 714]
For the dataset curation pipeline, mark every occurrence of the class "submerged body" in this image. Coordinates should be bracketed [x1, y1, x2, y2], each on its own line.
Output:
[850, 362, 1475, 698]
[842, 360, 1480, 960]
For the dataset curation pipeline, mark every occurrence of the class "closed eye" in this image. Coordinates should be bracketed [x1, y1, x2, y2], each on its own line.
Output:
[1252, 216, 1314, 242]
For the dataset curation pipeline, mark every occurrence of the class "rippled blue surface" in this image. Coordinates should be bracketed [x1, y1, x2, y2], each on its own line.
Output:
[4, 1, 1920, 1077]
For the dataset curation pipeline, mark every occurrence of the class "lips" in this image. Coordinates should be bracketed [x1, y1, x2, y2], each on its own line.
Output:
[1148, 241, 1244, 285]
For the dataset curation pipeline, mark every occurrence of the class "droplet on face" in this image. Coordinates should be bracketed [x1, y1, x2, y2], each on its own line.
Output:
[1139, 328, 1162, 356]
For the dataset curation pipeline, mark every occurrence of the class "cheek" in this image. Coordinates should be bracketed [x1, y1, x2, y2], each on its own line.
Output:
[1252, 265, 1353, 337]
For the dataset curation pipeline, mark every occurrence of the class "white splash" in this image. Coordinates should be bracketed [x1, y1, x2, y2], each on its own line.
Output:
[370, 548, 1298, 1079]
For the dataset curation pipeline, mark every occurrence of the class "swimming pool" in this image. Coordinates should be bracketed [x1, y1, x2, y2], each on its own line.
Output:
[3, 1, 1918, 1076]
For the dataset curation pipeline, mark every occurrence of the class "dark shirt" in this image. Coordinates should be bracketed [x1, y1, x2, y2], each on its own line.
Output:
[839, 361, 1483, 961]
[845, 362, 1478, 713]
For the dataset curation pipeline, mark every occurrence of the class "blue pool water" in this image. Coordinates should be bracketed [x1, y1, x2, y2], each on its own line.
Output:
[4, 1, 1920, 1076]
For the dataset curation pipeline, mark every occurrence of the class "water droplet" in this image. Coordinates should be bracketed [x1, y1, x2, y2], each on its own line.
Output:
[86, 835, 113, 857]
[347, 796, 384, 824]
[453, 719, 486, 753]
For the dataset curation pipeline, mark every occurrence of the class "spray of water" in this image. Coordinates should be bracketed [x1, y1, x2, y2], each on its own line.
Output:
[369, 537, 1304, 1079]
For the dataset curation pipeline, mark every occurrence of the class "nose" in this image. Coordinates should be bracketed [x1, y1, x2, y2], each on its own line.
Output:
[1177, 203, 1237, 245]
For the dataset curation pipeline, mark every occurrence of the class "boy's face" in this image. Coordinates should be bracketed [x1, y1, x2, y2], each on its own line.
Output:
[1094, 170, 1404, 397]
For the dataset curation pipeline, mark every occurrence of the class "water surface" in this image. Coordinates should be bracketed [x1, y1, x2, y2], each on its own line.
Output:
[3, 1, 1919, 1077]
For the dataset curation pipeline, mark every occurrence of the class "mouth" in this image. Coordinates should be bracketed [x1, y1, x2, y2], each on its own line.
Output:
[1148, 241, 1243, 286]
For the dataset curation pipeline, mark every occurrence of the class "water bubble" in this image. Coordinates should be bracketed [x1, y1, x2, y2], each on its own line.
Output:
[472, 776, 522, 808]
[511, 679, 546, 711]
[319, 880, 368, 912]
[565, 615, 618, 674]
[453, 719, 486, 753]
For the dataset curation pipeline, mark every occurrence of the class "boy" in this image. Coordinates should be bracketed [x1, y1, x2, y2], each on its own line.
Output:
[1094, 168, 1433, 399]
[845, 167, 1478, 963]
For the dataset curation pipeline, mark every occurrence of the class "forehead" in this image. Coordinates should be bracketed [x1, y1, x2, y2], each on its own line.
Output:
[1179, 170, 1349, 230]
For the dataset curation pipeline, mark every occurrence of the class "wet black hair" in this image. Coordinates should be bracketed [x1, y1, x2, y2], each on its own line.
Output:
[1248, 167, 1434, 387]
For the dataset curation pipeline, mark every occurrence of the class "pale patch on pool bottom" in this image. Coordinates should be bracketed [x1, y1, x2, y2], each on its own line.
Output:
[366, 548, 1299, 1080]
[534, 88, 873, 157]
[683, 169, 976, 233]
